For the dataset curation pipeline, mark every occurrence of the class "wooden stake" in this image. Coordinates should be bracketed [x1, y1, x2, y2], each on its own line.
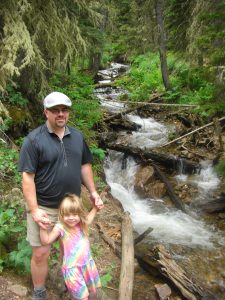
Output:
[119, 212, 134, 300]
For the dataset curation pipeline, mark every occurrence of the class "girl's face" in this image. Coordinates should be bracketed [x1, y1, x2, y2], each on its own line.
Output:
[63, 214, 80, 228]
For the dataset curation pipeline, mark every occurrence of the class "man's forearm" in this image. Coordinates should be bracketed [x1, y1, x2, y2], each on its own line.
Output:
[22, 172, 38, 213]
[81, 163, 104, 209]
[81, 163, 96, 194]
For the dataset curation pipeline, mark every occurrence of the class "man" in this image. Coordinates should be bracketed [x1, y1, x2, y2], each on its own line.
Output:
[18, 91, 103, 300]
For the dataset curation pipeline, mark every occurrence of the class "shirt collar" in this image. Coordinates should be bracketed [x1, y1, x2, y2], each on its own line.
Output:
[45, 122, 71, 136]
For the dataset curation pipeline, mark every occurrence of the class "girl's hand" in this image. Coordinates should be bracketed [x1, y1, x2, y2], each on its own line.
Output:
[31, 208, 51, 229]
[90, 191, 104, 210]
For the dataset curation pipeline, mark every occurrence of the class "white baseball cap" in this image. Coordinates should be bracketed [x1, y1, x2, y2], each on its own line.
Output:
[43, 91, 72, 108]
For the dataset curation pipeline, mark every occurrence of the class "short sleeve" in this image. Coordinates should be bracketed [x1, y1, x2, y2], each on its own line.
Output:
[82, 139, 93, 165]
[18, 137, 39, 173]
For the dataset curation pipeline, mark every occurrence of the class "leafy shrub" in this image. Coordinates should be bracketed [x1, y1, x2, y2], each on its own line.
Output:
[0, 197, 28, 273]
[215, 159, 225, 179]
[115, 52, 164, 101]
[0, 84, 28, 107]
[100, 264, 115, 287]
[8, 239, 32, 273]
[0, 143, 21, 184]
[90, 146, 106, 161]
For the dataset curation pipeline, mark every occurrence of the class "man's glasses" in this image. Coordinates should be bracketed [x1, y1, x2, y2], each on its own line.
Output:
[47, 108, 70, 114]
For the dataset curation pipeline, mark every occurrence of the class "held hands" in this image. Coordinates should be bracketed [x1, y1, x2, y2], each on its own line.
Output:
[90, 191, 104, 211]
[31, 208, 51, 229]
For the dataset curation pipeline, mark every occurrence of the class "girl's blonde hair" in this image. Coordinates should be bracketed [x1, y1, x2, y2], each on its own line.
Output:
[58, 193, 88, 236]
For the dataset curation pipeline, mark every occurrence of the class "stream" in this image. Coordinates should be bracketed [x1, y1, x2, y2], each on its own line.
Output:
[95, 63, 225, 299]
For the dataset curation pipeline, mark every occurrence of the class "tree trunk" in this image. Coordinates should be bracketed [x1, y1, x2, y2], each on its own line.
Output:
[89, 8, 108, 74]
[119, 212, 134, 300]
[155, 0, 171, 91]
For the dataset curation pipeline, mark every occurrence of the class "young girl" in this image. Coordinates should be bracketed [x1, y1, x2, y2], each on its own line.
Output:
[40, 193, 102, 300]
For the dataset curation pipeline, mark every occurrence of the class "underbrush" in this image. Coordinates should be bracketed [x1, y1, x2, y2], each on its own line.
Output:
[115, 51, 225, 116]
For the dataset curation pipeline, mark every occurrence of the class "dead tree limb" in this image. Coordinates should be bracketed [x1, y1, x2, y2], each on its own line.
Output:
[104, 94, 163, 122]
[119, 212, 134, 300]
[152, 163, 186, 212]
[134, 227, 153, 245]
[102, 143, 200, 174]
[162, 116, 225, 147]
[117, 101, 197, 107]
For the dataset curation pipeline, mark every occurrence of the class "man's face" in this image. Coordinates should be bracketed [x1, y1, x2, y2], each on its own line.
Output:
[44, 105, 70, 129]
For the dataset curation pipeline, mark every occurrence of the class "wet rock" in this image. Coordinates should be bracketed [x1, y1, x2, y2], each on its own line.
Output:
[150, 182, 167, 198]
[134, 165, 155, 196]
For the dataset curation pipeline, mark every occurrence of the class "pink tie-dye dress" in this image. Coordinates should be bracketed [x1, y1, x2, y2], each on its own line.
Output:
[55, 222, 101, 299]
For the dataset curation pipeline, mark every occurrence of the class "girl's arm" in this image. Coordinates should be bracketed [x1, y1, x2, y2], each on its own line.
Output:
[86, 206, 98, 225]
[40, 226, 60, 245]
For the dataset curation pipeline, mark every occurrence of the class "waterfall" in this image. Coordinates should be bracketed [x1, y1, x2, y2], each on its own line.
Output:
[104, 150, 224, 248]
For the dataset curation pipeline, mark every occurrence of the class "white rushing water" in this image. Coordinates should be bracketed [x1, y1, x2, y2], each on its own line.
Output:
[104, 151, 222, 248]
[122, 115, 168, 148]
[96, 64, 224, 249]
[94, 87, 128, 112]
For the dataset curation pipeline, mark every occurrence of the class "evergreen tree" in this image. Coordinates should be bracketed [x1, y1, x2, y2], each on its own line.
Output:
[0, 0, 102, 97]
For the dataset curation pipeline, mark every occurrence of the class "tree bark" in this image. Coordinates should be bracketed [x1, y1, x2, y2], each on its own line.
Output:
[134, 227, 153, 245]
[152, 163, 186, 212]
[162, 116, 225, 147]
[155, 0, 171, 91]
[199, 195, 225, 213]
[100, 142, 200, 174]
[135, 244, 217, 300]
[103, 93, 162, 122]
[119, 212, 134, 300]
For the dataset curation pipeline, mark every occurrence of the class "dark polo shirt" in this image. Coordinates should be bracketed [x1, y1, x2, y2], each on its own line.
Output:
[18, 124, 92, 208]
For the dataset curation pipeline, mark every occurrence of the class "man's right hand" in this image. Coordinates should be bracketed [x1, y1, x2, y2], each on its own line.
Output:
[31, 208, 51, 229]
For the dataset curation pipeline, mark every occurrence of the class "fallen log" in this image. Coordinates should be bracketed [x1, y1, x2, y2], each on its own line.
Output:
[152, 163, 186, 212]
[199, 195, 225, 213]
[97, 220, 217, 299]
[101, 142, 200, 174]
[119, 212, 134, 300]
[104, 93, 163, 122]
[135, 244, 217, 300]
[162, 116, 225, 147]
[109, 118, 141, 131]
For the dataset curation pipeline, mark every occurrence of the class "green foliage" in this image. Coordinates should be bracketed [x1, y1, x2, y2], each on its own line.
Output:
[0, 0, 103, 94]
[90, 146, 106, 161]
[0, 208, 23, 243]
[0, 259, 4, 273]
[100, 263, 115, 287]
[0, 196, 28, 273]
[101, 272, 113, 287]
[215, 159, 225, 179]
[8, 239, 32, 273]
[0, 143, 21, 184]
[115, 52, 164, 101]
[0, 117, 12, 133]
[91, 243, 102, 257]
[0, 85, 28, 107]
